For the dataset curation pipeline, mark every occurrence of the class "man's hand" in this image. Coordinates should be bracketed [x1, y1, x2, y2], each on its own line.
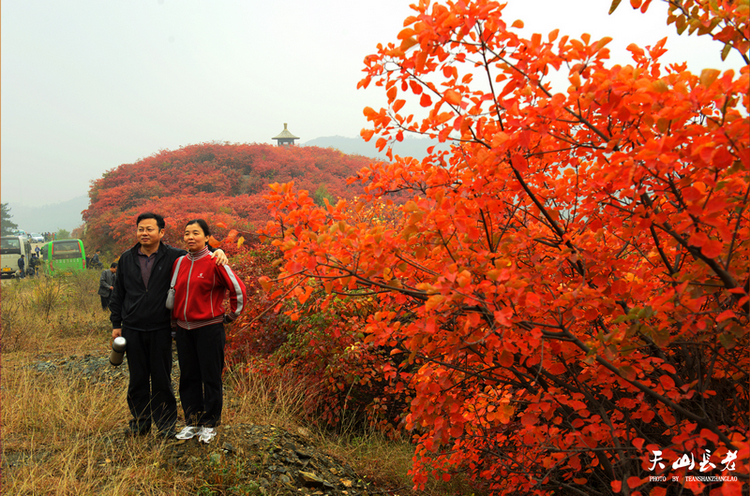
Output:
[210, 249, 228, 266]
[112, 328, 122, 340]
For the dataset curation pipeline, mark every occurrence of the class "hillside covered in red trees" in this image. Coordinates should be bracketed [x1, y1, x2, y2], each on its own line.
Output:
[81, 142, 373, 254]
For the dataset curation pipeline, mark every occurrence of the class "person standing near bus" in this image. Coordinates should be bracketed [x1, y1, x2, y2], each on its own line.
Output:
[29, 253, 39, 276]
[91, 250, 102, 269]
[98, 262, 117, 310]
[109, 213, 227, 438]
[17, 254, 25, 278]
[171, 219, 246, 443]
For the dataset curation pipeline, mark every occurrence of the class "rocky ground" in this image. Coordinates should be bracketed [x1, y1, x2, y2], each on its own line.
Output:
[8, 349, 394, 496]
[163, 423, 371, 495]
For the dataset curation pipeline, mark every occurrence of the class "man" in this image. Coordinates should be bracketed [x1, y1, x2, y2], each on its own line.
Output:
[29, 253, 39, 276]
[98, 262, 117, 310]
[90, 249, 102, 269]
[109, 213, 227, 437]
[17, 254, 25, 278]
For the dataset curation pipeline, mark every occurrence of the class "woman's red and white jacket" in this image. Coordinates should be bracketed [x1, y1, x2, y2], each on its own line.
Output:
[170, 246, 246, 330]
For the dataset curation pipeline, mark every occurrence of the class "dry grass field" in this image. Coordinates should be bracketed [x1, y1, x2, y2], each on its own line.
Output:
[1, 270, 480, 495]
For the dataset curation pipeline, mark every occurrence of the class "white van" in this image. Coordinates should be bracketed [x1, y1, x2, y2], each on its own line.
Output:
[1, 236, 33, 278]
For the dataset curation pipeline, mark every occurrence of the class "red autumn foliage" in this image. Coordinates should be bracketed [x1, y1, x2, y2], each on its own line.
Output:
[259, 0, 749, 494]
[82, 142, 371, 255]
[229, 199, 411, 435]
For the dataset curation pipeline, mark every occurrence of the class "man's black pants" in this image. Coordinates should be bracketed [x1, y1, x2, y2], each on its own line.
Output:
[122, 328, 177, 433]
[175, 323, 226, 427]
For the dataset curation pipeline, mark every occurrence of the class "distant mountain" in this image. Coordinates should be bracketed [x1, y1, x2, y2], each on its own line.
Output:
[7, 195, 88, 233]
[302, 136, 449, 161]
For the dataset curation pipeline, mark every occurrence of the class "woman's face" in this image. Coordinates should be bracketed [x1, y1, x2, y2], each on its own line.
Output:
[184, 223, 208, 252]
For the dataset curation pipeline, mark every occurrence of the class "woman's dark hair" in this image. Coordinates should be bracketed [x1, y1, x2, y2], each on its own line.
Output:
[185, 219, 211, 237]
[136, 212, 165, 230]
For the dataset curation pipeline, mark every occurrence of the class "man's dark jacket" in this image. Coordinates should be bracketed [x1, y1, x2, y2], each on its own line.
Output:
[110, 242, 187, 332]
[98, 268, 116, 297]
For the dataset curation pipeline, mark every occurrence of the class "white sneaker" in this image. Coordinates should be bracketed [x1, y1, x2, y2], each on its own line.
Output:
[175, 426, 199, 440]
[198, 427, 216, 444]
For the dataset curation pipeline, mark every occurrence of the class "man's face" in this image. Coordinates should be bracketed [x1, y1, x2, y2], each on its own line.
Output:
[136, 219, 164, 249]
[110, 267, 117, 274]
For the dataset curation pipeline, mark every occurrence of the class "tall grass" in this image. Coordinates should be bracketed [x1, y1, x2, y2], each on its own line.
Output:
[1, 271, 480, 495]
[223, 367, 313, 429]
[1, 272, 107, 355]
[1, 365, 169, 495]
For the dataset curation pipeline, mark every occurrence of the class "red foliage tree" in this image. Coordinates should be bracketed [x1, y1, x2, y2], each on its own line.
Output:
[82, 142, 371, 255]
[260, 1, 749, 494]
[231, 198, 410, 435]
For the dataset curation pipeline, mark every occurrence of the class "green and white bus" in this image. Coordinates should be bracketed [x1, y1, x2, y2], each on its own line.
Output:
[1, 236, 33, 278]
[41, 239, 86, 275]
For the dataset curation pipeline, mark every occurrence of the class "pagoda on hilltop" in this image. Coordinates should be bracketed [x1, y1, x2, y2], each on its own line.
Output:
[272, 123, 299, 146]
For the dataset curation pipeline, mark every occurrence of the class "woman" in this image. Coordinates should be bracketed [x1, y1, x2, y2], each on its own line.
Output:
[170, 219, 246, 443]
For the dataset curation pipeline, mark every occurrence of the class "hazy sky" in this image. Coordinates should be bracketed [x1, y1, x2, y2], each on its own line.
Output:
[2, 0, 743, 207]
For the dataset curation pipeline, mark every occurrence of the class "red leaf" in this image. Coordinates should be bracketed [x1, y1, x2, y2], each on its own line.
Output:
[444, 90, 461, 106]
[689, 230, 708, 247]
[626, 476, 642, 489]
[659, 375, 675, 390]
[525, 292, 541, 307]
[716, 309, 735, 323]
[548, 362, 566, 375]
[511, 154, 528, 172]
[700, 239, 722, 258]
[521, 412, 537, 426]
[499, 349, 514, 367]
[704, 196, 727, 214]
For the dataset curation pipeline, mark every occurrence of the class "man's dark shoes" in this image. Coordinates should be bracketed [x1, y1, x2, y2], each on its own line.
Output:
[126, 422, 151, 437]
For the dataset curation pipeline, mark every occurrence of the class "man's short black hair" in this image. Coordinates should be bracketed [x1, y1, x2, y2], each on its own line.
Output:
[136, 212, 165, 230]
[110, 262, 118, 268]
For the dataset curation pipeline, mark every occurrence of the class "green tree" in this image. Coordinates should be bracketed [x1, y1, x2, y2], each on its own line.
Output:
[313, 185, 335, 207]
[55, 229, 71, 240]
[1, 203, 18, 236]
